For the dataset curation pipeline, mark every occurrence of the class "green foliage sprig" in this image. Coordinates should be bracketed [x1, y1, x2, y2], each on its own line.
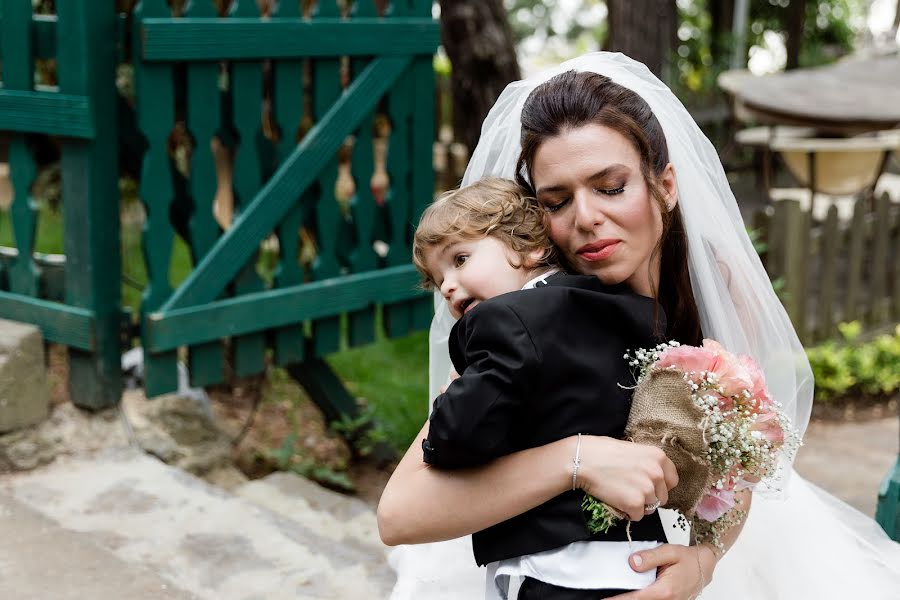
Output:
[582, 494, 619, 534]
[807, 323, 900, 401]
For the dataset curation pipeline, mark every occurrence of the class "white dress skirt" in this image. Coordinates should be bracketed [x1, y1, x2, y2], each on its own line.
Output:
[388, 472, 900, 600]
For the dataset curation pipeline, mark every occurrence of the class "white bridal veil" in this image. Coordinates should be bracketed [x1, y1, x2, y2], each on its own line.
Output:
[429, 52, 814, 491]
[398, 52, 900, 600]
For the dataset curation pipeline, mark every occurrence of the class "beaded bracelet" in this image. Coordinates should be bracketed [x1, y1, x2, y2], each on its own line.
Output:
[572, 433, 582, 491]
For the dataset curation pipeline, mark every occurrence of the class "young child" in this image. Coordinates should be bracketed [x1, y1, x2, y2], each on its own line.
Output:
[413, 177, 668, 599]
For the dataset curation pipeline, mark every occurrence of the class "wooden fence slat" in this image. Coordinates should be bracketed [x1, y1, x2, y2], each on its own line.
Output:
[409, 36, 437, 331]
[3, 1, 39, 298]
[346, 0, 380, 350]
[272, 0, 307, 366]
[871, 192, 892, 326]
[309, 0, 343, 358]
[145, 264, 427, 352]
[893, 206, 900, 321]
[138, 17, 441, 61]
[382, 0, 416, 339]
[817, 204, 840, 342]
[777, 200, 804, 340]
[57, 1, 123, 407]
[0, 90, 94, 138]
[844, 197, 867, 325]
[229, 0, 267, 378]
[185, 0, 226, 386]
[134, 0, 179, 397]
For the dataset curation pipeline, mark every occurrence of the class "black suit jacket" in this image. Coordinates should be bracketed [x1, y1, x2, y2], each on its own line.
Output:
[424, 273, 668, 566]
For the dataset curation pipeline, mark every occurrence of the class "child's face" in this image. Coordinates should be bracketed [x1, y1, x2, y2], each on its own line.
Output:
[423, 236, 542, 320]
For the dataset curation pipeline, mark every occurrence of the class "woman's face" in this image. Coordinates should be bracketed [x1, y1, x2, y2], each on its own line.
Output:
[531, 123, 676, 297]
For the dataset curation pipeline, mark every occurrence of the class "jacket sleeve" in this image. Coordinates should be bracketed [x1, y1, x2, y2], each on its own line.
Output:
[423, 301, 538, 469]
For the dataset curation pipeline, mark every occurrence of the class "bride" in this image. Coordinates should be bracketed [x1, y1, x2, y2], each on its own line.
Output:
[377, 52, 900, 599]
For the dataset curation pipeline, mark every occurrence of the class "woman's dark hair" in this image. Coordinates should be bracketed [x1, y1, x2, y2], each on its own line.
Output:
[514, 70, 702, 345]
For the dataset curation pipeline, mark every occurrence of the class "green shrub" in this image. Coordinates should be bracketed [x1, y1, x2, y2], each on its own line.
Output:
[807, 322, 900, 402]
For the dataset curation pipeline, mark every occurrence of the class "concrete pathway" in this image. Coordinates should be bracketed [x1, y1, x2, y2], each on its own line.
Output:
[795, 417, 899, 517]
[0, 412, 896, 600]
[1, 448, 394, 600]
[0, 492, 197, 600]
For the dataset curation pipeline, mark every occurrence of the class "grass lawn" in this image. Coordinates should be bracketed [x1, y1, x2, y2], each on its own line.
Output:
[328, 325, 429, 453]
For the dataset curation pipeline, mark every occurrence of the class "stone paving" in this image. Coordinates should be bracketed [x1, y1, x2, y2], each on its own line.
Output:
[795, 416, 899, 517]
[0, 409, 896, 600]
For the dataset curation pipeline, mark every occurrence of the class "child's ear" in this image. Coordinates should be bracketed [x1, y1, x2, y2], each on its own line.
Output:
[524, 248, 546, 268]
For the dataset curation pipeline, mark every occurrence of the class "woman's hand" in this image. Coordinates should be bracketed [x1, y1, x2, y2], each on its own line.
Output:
[615, 544, 717, 600]
[438, 370, 460, 394]
[575, 437, 679, 521]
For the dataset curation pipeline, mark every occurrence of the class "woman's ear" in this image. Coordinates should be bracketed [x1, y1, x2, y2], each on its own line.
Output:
[661, 163, 678, 211]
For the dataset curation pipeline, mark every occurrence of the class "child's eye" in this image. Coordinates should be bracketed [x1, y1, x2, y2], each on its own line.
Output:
[454, 254, 469, 267]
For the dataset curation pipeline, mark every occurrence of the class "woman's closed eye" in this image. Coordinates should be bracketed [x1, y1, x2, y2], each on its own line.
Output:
[594, 185, 625, 196]
[542, 197, 570, 213]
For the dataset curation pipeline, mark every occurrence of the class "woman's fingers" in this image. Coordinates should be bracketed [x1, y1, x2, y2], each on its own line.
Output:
[438, 371, 461, 395]
[630, 544, 681, 572]
[576, 437, 679, 521]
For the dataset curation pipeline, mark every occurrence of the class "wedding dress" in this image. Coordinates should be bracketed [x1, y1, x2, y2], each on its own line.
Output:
[388, 53, 900, 599]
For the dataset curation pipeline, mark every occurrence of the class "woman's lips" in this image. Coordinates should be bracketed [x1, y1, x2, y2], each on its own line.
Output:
[576, 240, 620, 262]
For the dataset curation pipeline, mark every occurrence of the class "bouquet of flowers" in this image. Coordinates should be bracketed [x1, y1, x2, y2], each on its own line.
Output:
[582, 340, 802, 547]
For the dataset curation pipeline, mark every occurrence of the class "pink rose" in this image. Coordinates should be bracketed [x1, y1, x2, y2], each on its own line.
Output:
[751, 412, 785, 444]
[739, 355, 772, 411]
[695, 488, 736, 522]
[654, 345, 717, 381]
[702, 340, 753, 397]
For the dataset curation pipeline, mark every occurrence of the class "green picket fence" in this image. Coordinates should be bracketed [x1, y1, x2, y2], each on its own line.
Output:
[0, 2, 438, 412]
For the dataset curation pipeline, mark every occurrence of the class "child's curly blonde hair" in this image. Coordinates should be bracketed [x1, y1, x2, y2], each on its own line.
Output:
[413, 177, 557, 287]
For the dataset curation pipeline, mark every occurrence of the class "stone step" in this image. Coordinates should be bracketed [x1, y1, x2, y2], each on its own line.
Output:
[1, 448, 395, 600]
[0, 491, 197, 600]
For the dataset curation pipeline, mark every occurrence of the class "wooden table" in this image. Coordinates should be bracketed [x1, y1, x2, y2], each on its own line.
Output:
[720, 53, 900, 135]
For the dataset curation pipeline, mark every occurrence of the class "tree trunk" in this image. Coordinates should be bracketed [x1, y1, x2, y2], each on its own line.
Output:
[784, 0, 806, 70]
[606, 0, 678, 82]
[709, 0, 736, 67]
[439, 0, 520, 152]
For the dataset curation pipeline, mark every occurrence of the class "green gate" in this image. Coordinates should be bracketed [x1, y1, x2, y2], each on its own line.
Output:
[0, 2, 122, 409]
[0, 1, 438, 414]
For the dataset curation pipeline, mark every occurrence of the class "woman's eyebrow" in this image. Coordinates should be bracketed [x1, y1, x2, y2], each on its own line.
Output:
[586, 164, 630, 181]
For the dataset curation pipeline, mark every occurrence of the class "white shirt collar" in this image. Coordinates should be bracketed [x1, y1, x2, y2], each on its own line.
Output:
[521, 269, 561, 290]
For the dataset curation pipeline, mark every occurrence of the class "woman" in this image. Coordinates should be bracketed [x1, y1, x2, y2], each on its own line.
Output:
[379, 53, 900, 599]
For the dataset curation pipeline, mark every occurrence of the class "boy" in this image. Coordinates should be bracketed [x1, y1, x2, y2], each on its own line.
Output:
[413, 178, 668, 599]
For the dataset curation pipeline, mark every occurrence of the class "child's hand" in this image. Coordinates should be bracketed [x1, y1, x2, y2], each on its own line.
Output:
[438, 371, 460, 394]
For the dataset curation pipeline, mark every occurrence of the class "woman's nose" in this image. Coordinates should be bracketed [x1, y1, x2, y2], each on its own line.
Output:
[573, 191, 604, 231]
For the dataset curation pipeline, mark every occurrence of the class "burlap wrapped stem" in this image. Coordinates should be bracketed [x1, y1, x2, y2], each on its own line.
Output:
[624, 368, 714, 517]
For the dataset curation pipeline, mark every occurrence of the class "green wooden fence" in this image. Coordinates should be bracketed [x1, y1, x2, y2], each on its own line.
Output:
[0, 1, 122, 409]
[0, 2, 438, 411]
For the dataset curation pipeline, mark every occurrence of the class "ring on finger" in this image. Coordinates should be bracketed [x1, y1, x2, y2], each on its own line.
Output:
[643, 500, 661, 514]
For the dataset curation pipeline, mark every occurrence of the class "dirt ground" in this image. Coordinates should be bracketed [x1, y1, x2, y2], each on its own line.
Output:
[45, 344, 897, 511]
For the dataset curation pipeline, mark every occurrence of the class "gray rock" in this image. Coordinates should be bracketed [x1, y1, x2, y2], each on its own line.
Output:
[122, 390, 232, 475]
[0, 319, 50, 433]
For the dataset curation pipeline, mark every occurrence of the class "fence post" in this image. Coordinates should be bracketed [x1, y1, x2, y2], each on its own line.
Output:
[56, 2, 122, 409]
[877, 433, 900, 541]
